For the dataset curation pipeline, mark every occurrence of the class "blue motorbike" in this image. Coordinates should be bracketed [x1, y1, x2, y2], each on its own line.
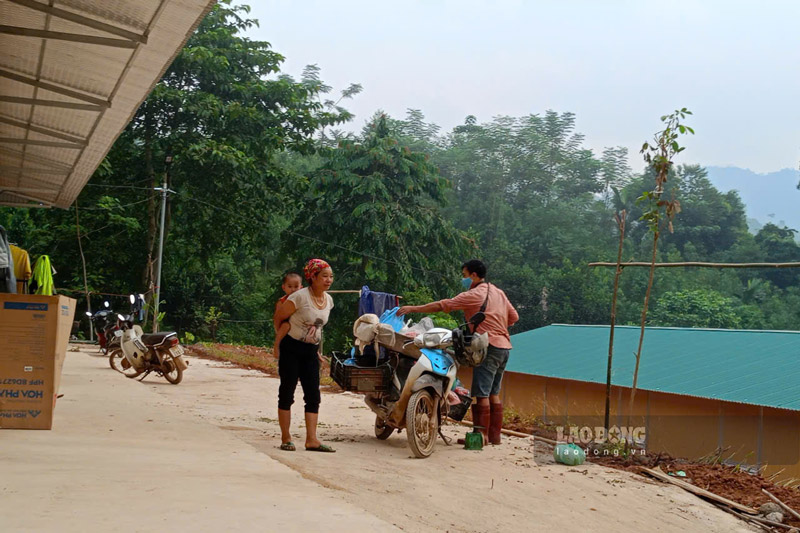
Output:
[339, 308, 485, 458]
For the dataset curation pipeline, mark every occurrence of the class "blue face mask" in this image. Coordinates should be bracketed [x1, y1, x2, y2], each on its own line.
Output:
[461, 277, 473, 290]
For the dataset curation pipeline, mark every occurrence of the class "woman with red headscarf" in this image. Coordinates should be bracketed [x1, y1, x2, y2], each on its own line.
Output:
[273, 259, 335, 452]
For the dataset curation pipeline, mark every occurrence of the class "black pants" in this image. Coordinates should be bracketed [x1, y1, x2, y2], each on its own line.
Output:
[278, 335, 321, 413]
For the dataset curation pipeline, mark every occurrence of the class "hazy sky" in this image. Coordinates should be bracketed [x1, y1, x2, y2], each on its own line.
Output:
[246, 1, 800, 174]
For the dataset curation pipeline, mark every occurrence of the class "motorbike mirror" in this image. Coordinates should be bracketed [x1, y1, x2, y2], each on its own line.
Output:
[104, 301, 110, 308]
[85, 311, 92, 317]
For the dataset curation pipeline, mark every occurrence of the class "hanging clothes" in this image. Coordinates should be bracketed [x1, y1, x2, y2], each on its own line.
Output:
[32, 255, 54, 296]
[10, 244, 32, 294]
[0, 225, 17, 293]
[358, 285, 399, 317]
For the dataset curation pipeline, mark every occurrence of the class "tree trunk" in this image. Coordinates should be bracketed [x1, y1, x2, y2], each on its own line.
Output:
[604, 210, 626, 431]
[629, 229, 660, 424]
[142, 104, 158, 292]
[75, 201, 92, 341]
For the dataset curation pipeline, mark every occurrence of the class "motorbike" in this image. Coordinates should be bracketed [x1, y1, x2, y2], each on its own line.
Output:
[345, 309, 487, 458]
[85, 301, 120, 356]
[109, 294, 188, 384]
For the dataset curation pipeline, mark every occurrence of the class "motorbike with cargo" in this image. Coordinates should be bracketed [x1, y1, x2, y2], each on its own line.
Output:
[331, 308, 487, 458]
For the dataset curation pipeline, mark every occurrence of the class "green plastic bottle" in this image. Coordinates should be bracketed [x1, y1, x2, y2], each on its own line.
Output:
[464, 428, 483, 450]
[554, 443, 586, 465]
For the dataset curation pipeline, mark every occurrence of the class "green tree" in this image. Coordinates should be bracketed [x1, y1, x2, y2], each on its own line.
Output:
[1, 2, 356, 343]
[754, 224, 800, 288]
[623, 165, 748, 258]
[286, 114, 473, 346]
[649, 289, 742, 329]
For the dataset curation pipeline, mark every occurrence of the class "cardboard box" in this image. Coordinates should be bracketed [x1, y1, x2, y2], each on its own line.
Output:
[0, 293, 76, 429]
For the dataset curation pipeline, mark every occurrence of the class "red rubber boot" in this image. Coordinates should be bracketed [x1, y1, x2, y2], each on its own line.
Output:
[489, 403, 503, 445]
[473, 403, 490, 444]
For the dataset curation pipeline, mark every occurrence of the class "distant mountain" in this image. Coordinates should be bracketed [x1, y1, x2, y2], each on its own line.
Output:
[705, 166, 800, 233]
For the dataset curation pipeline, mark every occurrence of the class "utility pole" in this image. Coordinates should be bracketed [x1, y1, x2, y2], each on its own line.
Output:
[153, 155, 173, 333]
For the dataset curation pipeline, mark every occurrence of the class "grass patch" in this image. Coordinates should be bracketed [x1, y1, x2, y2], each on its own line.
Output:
[186, 343, 341, 393]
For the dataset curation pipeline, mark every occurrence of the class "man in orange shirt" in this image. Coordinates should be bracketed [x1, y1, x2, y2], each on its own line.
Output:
[398, 260, 519, 444]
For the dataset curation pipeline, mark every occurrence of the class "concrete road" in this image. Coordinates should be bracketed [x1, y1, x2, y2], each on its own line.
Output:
[0, 348, 399, 532]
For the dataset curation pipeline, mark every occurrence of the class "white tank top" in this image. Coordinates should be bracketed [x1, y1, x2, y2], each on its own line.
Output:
[287, 287, 334, 344]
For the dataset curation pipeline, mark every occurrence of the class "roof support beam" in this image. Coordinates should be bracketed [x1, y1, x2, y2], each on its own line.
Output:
[0, 164, 69, 175]
[0, 198, 51, 208]
[0, 185, 56, 194]
[0, 26, 138, 49]
[0, 115, 88, 144]
[7, 0, 148, 44]
[0, 69, 110, 107]
[0, 147, 74, 171]
[0, 190, 54, 206]
[0, 95, 103, 111]
[0, 137, 83, 148]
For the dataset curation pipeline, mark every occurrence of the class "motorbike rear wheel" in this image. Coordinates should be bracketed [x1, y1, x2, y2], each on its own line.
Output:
[375, 416, 394, 440]
[406, 389, 438, 458]
[110, 349, 143, 378]
[162, 354, 183, 385]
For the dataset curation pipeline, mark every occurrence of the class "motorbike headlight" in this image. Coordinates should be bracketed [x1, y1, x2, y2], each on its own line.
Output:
[129, 294, 135, 304]
[85, 311, 92, 317]
[117, 314, 125, 321]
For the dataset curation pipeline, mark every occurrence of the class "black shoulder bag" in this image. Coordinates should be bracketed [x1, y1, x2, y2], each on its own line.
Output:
[468, 282, 491, 332]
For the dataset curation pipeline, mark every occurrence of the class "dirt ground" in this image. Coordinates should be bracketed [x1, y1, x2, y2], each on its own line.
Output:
[152, 349, 759, 533]
[1, 347, 396, 533]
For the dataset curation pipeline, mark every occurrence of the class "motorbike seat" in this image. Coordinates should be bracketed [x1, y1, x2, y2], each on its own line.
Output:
[140, 332, 177, 346]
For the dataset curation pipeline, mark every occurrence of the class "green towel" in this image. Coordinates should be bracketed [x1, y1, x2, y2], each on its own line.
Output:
[32, 255, 54, 296]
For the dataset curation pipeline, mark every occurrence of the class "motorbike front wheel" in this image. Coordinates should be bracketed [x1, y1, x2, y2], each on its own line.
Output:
[375, 416, 394, 440]
[162, 354, 183, 385]
[405, 389, 438, 458]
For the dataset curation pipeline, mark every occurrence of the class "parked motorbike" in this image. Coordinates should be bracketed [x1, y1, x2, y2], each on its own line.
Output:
[109, 294, 188, 384]
[85, 301, 120, 355]
[343, 310, 487, 458]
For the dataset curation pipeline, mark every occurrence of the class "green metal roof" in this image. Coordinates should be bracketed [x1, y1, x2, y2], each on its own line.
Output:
[508, 324, 800, 410]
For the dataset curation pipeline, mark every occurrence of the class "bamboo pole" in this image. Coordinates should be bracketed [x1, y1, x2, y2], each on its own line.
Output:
[629, 231, 659, 424]
[762, 488, 800, 522]
[605, 211, 626, 431]
[642, 466, 758, 514]
[589, 261, 800, 269]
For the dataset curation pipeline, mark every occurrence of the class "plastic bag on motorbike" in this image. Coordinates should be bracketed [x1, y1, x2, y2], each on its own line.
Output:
[400, 316, 434, 337]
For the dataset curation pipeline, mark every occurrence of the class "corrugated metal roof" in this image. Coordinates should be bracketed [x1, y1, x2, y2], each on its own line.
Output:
[508, 324, 800, 410]
[0, 0, 217, 209]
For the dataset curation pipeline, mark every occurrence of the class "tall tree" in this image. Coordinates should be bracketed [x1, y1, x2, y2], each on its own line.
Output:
[629, 108, 693, 421]
[291, 115, 471, 286]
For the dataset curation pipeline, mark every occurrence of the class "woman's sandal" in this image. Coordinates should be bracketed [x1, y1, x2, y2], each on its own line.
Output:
[280, 441, 296, 451]
[305, 443, 336, 453]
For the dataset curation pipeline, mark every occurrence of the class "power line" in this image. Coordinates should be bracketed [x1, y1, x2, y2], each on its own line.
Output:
[85, 183, 153, 191]
[74, 198, 150, 211]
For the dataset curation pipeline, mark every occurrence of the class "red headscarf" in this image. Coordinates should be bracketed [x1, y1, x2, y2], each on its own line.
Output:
[304, 258, 331, 281]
